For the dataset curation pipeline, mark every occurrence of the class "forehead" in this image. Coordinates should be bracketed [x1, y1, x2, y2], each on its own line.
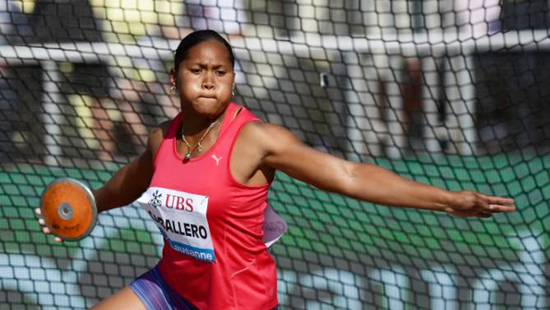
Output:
[184, 40, 232, 66]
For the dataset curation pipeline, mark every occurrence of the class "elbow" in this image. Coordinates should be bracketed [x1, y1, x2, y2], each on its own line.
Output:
[327, 162, 360, 197]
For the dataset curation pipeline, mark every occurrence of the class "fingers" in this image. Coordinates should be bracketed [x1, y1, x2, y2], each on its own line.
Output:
[484, 195, 515, 209]
[478, 203, 515, 215]
[479, 194, 516, 213]
[38, 215, 52, 235]
[35, 207, 64, 243]
[487, 204, 516, 213]
[485, 195, 515, 205]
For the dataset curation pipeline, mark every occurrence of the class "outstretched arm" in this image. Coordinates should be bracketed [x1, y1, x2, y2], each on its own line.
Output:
[36, 123, 166, 242]
[250, 123, 515, 217]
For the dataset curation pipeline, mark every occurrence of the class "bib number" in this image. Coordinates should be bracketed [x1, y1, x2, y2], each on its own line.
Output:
[137, 187, 216, 262]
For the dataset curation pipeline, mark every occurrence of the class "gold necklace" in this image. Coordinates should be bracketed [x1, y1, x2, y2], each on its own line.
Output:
[181, 119, 219, 160]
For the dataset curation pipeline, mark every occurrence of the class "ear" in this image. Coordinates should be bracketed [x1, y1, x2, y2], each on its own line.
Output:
[170, 68, 177, 87]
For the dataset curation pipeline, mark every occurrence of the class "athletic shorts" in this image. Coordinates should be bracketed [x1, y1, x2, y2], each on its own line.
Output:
[130, 265, 198, 310]
[129, 265, 279, 310]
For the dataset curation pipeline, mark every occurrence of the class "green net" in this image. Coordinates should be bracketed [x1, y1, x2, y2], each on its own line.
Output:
[1, 0, 549, 309]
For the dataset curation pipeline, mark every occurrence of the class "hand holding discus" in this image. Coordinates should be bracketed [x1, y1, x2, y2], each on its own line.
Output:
[35, 178, 97, 242]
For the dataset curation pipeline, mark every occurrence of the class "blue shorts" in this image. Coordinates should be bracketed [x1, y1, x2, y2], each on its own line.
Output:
[130, 265, 279, 310]
[129, 265, 197, 310]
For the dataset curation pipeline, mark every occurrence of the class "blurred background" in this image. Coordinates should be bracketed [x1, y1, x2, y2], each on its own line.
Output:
[1, 0, 549, 309]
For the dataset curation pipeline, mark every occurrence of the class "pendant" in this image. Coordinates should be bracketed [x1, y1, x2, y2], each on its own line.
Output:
[184, 152, 192, 160]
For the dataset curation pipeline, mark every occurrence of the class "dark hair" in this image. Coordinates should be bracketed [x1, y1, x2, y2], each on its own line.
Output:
[174, 30, 235, 70]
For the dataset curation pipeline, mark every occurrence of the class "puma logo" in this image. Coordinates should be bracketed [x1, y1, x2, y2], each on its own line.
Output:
[212, 155, 222, 166]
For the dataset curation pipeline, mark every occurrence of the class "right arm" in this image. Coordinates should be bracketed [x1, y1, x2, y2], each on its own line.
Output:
[36, 122, 168, 242]
[94, 124, 165, 213]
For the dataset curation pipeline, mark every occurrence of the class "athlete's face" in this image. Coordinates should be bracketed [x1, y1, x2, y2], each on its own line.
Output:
[172, 40, 235, 119]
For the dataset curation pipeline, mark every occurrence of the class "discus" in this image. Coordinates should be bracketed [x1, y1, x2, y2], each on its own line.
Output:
[40, 178, 97, 241]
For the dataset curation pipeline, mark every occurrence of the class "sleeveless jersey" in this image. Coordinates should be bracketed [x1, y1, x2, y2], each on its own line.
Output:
[136, 103, 278, 309]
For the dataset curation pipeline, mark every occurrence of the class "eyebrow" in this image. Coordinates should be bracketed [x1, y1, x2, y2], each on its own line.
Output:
[188, 61, 230, 68]
[186, 57, 233, 68]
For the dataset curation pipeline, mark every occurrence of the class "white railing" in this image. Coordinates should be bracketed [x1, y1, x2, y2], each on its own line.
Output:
[1, 30, 548, 159]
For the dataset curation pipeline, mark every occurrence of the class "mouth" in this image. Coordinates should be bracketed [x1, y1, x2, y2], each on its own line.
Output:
[198, 96, 217, 100]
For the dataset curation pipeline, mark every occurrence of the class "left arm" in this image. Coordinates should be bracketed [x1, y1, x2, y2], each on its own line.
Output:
[248, 123, 515, 217]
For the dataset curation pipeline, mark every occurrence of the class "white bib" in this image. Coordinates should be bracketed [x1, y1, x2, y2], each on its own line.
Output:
[137, 187, 216, 262]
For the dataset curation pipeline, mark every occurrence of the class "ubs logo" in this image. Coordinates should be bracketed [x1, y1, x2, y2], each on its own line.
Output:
[148, 190, 163, 208]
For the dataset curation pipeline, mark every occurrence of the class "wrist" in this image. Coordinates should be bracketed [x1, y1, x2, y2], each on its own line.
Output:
[440, 190, 457, 213]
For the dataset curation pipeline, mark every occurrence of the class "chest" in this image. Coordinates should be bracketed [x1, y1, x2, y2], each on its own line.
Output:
[150, 149, 232, 218]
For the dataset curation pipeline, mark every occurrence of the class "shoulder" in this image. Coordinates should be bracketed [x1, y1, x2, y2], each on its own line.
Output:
[238, 122, 303, 156]
[147, 119, 172, 159]
[240, 122, 300, 142]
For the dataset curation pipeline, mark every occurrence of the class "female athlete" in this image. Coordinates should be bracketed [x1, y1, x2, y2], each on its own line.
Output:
[36, 30, 515, 310]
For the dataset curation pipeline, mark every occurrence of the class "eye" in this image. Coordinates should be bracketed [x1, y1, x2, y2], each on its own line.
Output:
[190, 68, 201, 74]
[216, 70, 226, 76]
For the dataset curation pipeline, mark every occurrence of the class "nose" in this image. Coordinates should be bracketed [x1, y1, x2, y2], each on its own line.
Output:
[202, 72, 215, 90]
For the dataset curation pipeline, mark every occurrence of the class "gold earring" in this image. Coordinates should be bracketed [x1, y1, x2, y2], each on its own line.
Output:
[232, 89, 235, 98]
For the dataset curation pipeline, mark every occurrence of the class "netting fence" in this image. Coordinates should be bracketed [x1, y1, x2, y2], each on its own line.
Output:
[1, 0, 550, 309]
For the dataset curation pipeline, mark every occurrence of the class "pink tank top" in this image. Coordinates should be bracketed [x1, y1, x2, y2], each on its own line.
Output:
[138, 103, 277, 309]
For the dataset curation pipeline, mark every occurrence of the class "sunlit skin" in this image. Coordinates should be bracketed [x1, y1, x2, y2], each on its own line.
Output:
[171, 40, 235, 136]
[35, 36, 516, 309]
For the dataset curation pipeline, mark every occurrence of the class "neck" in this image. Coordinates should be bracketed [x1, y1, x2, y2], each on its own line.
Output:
[181, 116, 218, 137]
[181, 107, 224, 131]
[179, 117, 220, 161]
[179, 103, 230, 136]
[179, 109, 227, 149]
